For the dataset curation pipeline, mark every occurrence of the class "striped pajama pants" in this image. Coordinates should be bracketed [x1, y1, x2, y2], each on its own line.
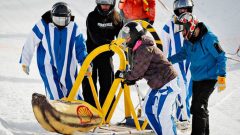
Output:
[143, 78, 180, 135]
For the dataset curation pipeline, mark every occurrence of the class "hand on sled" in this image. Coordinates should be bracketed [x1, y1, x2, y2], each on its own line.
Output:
[123, 79, 136, 86]
[115, 70, 125, 79]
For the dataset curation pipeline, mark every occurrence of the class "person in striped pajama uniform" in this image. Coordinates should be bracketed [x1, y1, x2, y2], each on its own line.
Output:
[19, 2, 89, 100]
[161, 0, 194, 130]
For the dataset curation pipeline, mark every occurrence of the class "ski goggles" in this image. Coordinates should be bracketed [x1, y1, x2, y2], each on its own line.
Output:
[52, 16, 70, 27]
[120, 26, 131, 39]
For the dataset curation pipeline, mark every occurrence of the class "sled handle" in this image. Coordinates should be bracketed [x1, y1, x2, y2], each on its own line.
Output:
[67, 39, 126, 101]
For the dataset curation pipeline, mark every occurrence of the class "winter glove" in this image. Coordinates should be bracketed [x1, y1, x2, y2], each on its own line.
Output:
[22, 64, 29, 75]
[115, 70, 125, 79]
[123, 79, 136, 86]
[85, 65, 92, 77]
[217, 76, 226, 92]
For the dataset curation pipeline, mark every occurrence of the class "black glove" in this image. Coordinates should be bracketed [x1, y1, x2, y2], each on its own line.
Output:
[115, 70, 125, 79]
[123, 80, 136, 86]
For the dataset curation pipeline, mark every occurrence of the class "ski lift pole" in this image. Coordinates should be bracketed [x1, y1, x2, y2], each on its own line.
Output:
[234, 45, 240, 56]
[226, 45, 240, 56]
[157, 0, 174, 14]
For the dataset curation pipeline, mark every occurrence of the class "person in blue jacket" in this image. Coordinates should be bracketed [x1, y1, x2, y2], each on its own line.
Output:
[168, 12, 227, 135]
[20, 2, 90, 100]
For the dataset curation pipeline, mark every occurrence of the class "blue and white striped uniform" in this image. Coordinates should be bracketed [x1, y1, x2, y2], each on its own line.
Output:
[143, 78, 180, 135]
[161, 17, 192, 121]
[20, 19, 88, 100]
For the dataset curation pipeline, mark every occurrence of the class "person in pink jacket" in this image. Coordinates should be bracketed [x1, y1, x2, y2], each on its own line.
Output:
[118, 0, 155, 24]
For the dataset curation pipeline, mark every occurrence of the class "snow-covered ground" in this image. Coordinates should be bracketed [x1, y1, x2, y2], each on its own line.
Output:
[0, 0, 240, 135]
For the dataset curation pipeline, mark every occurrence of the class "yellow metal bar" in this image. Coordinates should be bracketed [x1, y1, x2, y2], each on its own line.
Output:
[102, 79, 121, 118]
[155, 40, 162, 44]
[147, 28, 155, 32]
[141, 119, 148, 130]
[124, 85, 141, 130]
[88, 76, 102, 112]
[124, 85, 131, 118]
[67, 45, 112, 101]
[101, 41, 127, 115]
[67, 39, 126, 101]
[106, 86, 124, 123]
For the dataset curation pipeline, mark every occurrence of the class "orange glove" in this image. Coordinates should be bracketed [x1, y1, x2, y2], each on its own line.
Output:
[217, 76, 226, 92]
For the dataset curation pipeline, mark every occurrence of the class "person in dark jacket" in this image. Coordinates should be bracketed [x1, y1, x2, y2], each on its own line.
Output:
[116, 22, 179, 135]
[168, 12, 227, 135]
[82, 0, 123, 119]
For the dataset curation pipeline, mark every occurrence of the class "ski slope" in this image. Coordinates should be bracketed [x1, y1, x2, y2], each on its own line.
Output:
[0, 0, 240, 134]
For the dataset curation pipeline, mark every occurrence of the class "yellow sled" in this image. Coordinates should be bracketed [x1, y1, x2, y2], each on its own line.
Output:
[32, 38, 154, 134]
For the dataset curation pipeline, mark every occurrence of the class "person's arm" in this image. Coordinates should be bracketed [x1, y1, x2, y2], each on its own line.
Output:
[75, 32, 88, 65]
[125, 47, 153, 81]
[19, 20, 43, 74]
[205, 37, 226, 77]
[168, 41, 188, 64]
[161, 22, 171, 57]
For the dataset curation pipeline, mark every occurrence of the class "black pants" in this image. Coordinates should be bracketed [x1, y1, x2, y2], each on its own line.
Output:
[191, 80, 217, 135]
[82, 57, 115, 120]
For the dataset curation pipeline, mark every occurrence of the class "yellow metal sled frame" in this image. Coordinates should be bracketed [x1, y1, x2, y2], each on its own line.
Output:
[66, 39, 149, 131]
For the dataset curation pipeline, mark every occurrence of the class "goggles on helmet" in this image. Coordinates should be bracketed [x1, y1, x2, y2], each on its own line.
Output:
[176, 13, 198, 35]
[52, 16, 70, 27]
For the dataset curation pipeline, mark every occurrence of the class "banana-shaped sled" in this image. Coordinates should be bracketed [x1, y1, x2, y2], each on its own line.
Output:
[32, 93, 103, 134]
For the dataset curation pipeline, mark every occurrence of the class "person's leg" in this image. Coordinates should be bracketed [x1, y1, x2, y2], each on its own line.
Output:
[158, 87, 178, 135]
[98, 57, 115, 119]
[143, 79, 178, 135]
[38, 64, 64, 100]
[191, 80, 217, 135]
[186, 79, 192, 119]
[82, 63, 98, 107]
[143, 89, 162, 134]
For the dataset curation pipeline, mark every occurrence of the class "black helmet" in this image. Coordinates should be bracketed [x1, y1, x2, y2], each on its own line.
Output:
[96, 0, 116, 16]
[173, 0, 194, 16]
[121, 22, 146, 48]
[51, 2, 71, 27]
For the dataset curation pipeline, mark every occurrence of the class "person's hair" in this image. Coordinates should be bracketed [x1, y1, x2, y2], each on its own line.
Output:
[112, 10, 121, 25]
